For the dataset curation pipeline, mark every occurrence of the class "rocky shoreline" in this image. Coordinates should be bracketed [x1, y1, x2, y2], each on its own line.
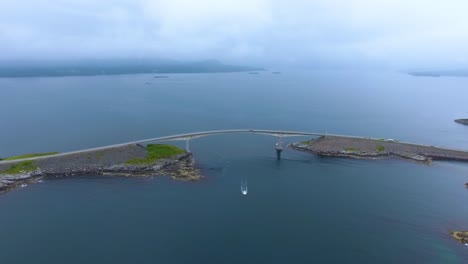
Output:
[0, 144, 201, 194]
[291, 136, 468, 164]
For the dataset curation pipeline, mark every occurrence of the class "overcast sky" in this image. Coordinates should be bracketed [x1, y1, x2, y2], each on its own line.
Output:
[1, 0, 468, 69]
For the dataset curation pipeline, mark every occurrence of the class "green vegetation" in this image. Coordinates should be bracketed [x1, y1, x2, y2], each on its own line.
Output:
[451, 231, 468, 243]
[378, 138, 385, 141]
[126, 144, 185, 165]
[3, 152, 59, 161]
[2, 161, 38, 174]
[301, 140, 312, 145]
[343, 147, 359, 152]
[376, 145, 385, 152]
[95, 152, 105, 159]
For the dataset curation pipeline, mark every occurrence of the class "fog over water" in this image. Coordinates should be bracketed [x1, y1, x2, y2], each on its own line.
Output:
[1, 0, 468, 69]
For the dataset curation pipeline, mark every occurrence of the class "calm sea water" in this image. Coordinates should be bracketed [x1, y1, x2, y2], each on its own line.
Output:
[1, 71, 468, 263]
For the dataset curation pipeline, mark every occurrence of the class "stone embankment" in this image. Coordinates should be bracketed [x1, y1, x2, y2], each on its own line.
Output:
[0, 144, 200, 194]
[291, 136, 468, 163]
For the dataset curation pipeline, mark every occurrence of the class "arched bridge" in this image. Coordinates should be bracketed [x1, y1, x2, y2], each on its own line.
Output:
[133, 129, 331, 152]
[0, 129, 361, 164]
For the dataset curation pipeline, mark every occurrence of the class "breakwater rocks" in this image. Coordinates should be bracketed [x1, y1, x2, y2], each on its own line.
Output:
[0, 169, 44, 193]
[291, 136, 468, 163]
[0, 144, 201, 194]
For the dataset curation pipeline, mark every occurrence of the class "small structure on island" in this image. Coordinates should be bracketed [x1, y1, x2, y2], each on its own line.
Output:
[465, 182, 468, 189]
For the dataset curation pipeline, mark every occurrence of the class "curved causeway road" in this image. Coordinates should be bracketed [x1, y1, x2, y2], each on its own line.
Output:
[0, 129, 334, 164]
[2, 129, 467, 164]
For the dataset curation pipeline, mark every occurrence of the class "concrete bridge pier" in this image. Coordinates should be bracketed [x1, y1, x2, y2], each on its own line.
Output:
[185, 139, 191, 153]
[275, 136, 283, 160]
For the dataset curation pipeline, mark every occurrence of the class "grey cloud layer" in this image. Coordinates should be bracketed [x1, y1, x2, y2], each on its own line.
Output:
[1, 0, 468, 68]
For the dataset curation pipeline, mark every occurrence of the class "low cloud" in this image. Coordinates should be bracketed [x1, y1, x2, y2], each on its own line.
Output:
[1, 0, 468, 69]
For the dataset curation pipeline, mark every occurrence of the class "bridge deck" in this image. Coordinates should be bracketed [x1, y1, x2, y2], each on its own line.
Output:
[1, 129, 465, 165]
[0, 129, 328, 164]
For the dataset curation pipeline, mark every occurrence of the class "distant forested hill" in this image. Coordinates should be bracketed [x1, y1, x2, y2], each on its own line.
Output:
[0, 59, 264, 77]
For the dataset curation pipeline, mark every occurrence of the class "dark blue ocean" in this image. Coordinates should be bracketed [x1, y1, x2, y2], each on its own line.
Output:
[1, 71, 467, 263]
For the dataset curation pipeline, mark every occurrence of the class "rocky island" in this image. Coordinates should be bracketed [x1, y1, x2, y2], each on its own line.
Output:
[409, 70, 468, 78]
[451, 231, 468, 244]
[454, 119, 468, 125]
[291, 135, 468, 163]
[0, 144, 200, 194]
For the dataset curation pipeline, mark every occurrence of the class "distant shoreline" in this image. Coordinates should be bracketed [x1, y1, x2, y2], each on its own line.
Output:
[0, 69, 266, 78]
[0, 60, 264, 78]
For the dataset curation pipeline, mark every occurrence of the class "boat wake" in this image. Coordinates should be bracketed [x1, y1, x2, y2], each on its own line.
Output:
[240, 180, 248, 196]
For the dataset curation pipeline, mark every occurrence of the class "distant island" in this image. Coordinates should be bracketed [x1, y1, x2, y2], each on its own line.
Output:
[0, 59, 264, 78]
[455, 119, 468, 125]
[451, 231, 468, 244]
[408, 70, 468, 77]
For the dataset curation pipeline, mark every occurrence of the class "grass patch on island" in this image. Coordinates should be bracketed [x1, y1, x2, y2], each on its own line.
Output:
[2, 161, 38, 175]
[126, 144, 185, 165]
[3, 152, 59, 161]
[343, 147, 359, 152]
[376, 145, 385, 152]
